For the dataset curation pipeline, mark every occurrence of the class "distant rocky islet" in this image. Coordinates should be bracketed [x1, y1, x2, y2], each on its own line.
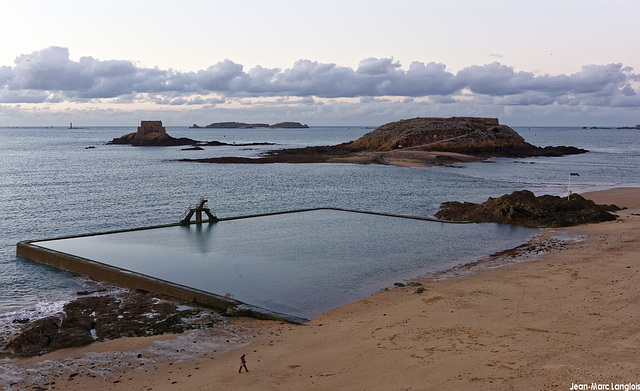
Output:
[190, 121, 309, 129]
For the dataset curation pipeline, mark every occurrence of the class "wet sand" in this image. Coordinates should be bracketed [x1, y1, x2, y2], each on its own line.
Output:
[3, 188, 639, 390]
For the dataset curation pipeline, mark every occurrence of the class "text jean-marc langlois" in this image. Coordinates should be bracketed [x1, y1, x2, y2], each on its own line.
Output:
[570, 383, 640, 391]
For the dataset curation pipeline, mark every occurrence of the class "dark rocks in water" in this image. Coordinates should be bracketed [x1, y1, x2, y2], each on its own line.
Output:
[2, 290, 222, 357]
[181, 143, 355, 164]
[182, 146, 204, 151]
[201, 141, 276, 147]
[107, 132, 277, 148]
[526, 145, 587, 157]
[435, 190, 620, 228]
[192, 121, 309, 129]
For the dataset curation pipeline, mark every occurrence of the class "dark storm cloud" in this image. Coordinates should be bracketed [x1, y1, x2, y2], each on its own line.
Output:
[0, 46, 638, 108]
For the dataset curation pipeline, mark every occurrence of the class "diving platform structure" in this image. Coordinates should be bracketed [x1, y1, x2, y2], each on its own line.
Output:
[180, 197, 217, 225]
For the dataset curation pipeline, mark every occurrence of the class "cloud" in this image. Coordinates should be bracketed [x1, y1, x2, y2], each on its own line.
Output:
[381, 61, 463, 96]
[8, 47, 141, 98]
[0, 88, 50, 104]
[0, 66, 14, 85]
[0, 46, 638, 114]
[359, 96, 391, 103]
[274, 60, 363, 97]
[356, 57, 401, 75]
[457, 62, 638, 106]
[197, 60, 244, 91]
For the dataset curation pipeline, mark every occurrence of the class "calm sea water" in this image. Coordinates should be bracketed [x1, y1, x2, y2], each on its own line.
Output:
[1, 125, 639, 325]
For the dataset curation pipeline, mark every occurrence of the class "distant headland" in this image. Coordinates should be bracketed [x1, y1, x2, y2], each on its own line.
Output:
[180, 117, 588, 166]
[583, 125, 640, 129]
[190, 121, 309, 129]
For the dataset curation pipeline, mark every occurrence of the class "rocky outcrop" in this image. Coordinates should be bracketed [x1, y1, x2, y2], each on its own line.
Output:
[181, 143, 355, 164]
[108, 132, 276, 147]
[435, 190, 620, 228]
[350, 117, 503, 151]
[2, 290, 222, 357]
[349, 117, 587, 157]
[108, 132, 199, 146]
[192, 121, 309, 129]
[108, 120, 199, 146]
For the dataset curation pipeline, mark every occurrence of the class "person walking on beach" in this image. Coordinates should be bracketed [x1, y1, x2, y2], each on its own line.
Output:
[239, 354, 249, 373]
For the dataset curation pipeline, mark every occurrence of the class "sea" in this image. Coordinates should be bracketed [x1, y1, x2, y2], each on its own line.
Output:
[1, 125, 639, 329]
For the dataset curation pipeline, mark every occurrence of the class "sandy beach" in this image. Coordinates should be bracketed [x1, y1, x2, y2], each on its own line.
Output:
[3, 188, 639, 390]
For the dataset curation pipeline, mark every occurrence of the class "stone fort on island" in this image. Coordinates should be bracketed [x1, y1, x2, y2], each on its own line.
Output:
[136, 121, 166, 140]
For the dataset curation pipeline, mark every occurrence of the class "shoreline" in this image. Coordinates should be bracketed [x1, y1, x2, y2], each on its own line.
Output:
[2, 187, 639, 390]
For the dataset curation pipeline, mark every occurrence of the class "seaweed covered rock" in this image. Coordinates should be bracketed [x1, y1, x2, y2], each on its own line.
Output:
[3, 291, 222, 357]
[435, 190, 620, 227]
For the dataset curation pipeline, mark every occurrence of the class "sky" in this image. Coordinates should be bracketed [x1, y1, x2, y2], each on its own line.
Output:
[1, 0, 639, 126]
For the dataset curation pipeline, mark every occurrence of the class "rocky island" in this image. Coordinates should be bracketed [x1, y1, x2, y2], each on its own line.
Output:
[108, 121, 197, 146]
[180, 117, 587, 165]
[190, 121, 309, 129]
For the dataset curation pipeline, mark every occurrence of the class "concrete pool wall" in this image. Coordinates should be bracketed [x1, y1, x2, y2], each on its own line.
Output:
[16, 238, 241, 308]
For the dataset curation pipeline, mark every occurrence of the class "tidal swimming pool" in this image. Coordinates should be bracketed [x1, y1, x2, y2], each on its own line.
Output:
[34, 209, 536, 320]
